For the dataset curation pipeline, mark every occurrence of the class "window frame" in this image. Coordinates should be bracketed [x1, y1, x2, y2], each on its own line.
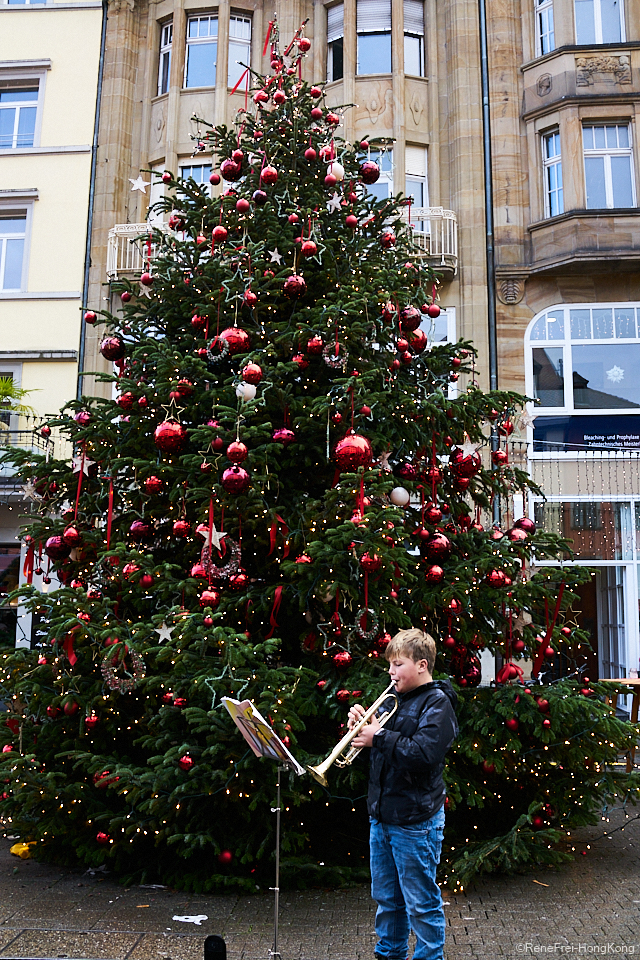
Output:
[356, 0, 392, 76]
[582, 122, 636, 210]
[0, 65, 47, 152]
[542, 129, 564, 218]
[184, 14, 219, 90]
[574, 0, 626, 45]
[326, 2, 344, 83]
[403, 0, 425, 77]
[0, 207, 30, 293]
[228, 14, 252, 88]
[535, 0, 555, 55]
[157, 20, 173, 97]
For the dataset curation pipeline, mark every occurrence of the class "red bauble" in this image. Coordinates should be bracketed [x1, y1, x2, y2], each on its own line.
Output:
[293, 353, 309, 369]
[399, 305, 421, 332]
[407, 329, 427, 353]
[310, 106, 323, 120]
[243, 290, 257, 308]
[492, 449, 509, 465]
[261, 165, 278, 185]
[307, 334, 324, 355]
[120, 291, 131, 303]
[346, 214, 358, 229]
[283, 274, 307, 299]
[84, 310, 97, 324]
[173, 519, 191, 537]
[100, 336, 125, 361]
[213, 225, 228, 243]
[40, 424, 51, 438]
[310, 85, 322, 97]
[178, 755, 194, 771]
[326, 111, 340, 125]
[425, 504, 443, 524]
[218, 849, 233, 864]
[304, 147, 317, 161]
[62, 525, 82, 547]
[253, 189, 267, 205]
[203, 616, 213, 627]
[191, 562, 207, 578]
[242, 362, 263, 384]
[544, 645, 555, 659]
[424, 564, 445, 584]
[301, 239, 317, 258]
[333, 650, 352, 668]
[140, 573, 154, 589]
[499, 419, 514, 436]
[236, 198, 250, 214]
[123, 562, 140, 577]
[423, 533, 452, 563]
[482, 760, 495, 774]
[154, 420, 187, 452]
[220, 158, 242, 181]
[272, 428, 296, 447]
[395, 462, 416, 480]
[336, 689, 350, 703]
[46, 705, 60, 719]
[446, 598, 462, 615]
[140, 272, 153, 286]
[427, 303, 441, 318]
[506, 527, 527, 542]
[537, 698, 550, 713]
[85, 714, 100, 731]
[443, 635, 457, 649]
[64, 700, 79, 717]
[228, 572, 249, 591]
[219, 327, 250, 355]
[360, 552, 382, 572]
[531, 814, 545, 830]
[199, 589, 220, 609]
[96, 832, 110, 844]
[463, 657, 482, 687]
[450, 448, 482, 479]
[380, 232, 396, 249]
[512, 638, 526, 654]
[143, 475, 163, 494]
[487, 569, 506, 587]
[227, 441, 248, 463]
[514, 516, 536, 534]
[117, 392, 134, 410]
[334, 433, 373, 471]
[561, 625, 572, 638]
[221, 464, 251, 493]
[360, 160, 380, 184]
[44, 535, 71, 561]
[129, 520, 151, 540]
[324, 173, 337, 188]
[505, 718, 519, 732]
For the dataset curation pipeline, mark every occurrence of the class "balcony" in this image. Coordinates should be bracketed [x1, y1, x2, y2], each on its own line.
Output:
[0, 428, 53, 481]
[107, 223, 168, 280]
[400, 207, 458, 280]
[527, 209, 640, 275]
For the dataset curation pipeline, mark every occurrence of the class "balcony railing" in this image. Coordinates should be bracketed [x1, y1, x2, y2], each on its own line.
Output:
[0, 429, 53, 479]
[107, 223, 168, 280]
[400, 206, 458, 278]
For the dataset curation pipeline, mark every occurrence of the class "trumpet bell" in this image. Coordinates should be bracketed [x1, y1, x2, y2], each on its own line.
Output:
[306, 763, 329, 788]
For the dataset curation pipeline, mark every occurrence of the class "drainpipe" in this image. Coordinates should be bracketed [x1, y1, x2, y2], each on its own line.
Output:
[77, 0, 108, 400]
[478, 0, 501, 526]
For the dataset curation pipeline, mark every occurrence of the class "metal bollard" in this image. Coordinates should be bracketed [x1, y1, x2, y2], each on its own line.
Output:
[204, 934, 227, 960]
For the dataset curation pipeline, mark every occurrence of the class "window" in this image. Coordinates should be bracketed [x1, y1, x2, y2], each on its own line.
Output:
[365, 148, 393, 201]
[405, 145, 428, 231]
[158, 21, 173, 96]
[536, 0, 555, 54]
[185, 15, 218, 88]
[0, 212, 26, 291]
[327, 3, 344, 82]
[357, 0, 391, 75]
[583, 124, 634, 209]
[575, 0, 624, 44]
[0, 82, 38, 150]
[404, 0, 424, 76]
[229, 15, 251, 88]
[180, 163, 212, 186]
[542, 130, 563, 217]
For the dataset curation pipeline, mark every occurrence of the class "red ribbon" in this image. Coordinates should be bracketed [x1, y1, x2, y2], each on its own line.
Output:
[106, 479, 114, 549]
[230, 67, 250, 96]
[532, 581, 566, 677]
[74, 446, 85, 520]
[496, 661, 524, 684]
[268, 515, 289, 557]
[263, 20, 274, 56]
[63, 631, 78, 667]
[23, 543, 35, 585]
[265, 585, 284, 639]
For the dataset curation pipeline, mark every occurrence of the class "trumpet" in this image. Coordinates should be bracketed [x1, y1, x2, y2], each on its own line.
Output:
[306, 681, 398, 787]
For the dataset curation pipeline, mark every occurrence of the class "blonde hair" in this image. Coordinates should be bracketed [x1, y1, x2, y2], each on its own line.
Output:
[385, 629, 436, 673]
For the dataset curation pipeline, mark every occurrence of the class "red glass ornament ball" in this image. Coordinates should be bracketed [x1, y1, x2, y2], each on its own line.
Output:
[301, 239, 317, 257]
[227, 440, 248, 463]
[44, 535, 71, 561]
[345, 214, 358, 229]
[140, 272, 153, 286]
[261, 165, 278, 185]
[304, 147, 317, 161]
[334, 433, 373, 471]
[514, 516, 536, 534]
[272, 427, 296, 447]
[154, 420, 187, 452]
[447, 598, 462, 614]
[360, 160, 380, 184]
[219, 326, 251, 355]
[487, 569, 506, 587]
[506, 527, 528, 542]
[273, 89, 286, 105]
[359, 552, 382, 572]
[199, 589, 220, 609]
[203, 615, 213, 627]
[213, 225, 228, 243]
[228, 572, 249, 591]
[333, 650, 353, 668]
[143, 475, 163, 494]
[173, 519, 191, 537]
[499, 419, 514, 436]
[117, 391, 135, 410]
[129, 520, 151, 540]
[310, 85, 322, 97]
[242, 363, 262, 385]
[380, 232, 396, 249]
[505, 718, 519, 732]
[243, 290, 257, 308]
[512, 638, 526, 654]
[64, 700, 79, 716]
[482, 760, 495, 774]
[492, 449, 509, 465]
[324, 173, 337, 187]
[399, 305, 421, 332]
[221, 464, 251, 494]
[221, 158, 242, 181]
[178, 755, 194, 771]
[425, 504, 443, 524]
[62, 525, 82, 547]
[100, 336, 125, 361]
[191, 562, 206, 578]
[236, 198, 250, 214]
[84, 310, 97, 324]
[85, 714, 100, 730]
[298, 36, 311, 52]
[283, 274, 307, 299]
[293, 353, 309, 369]
[307, 334, 324, 355]
[218, 849, 233, 864]
[139, 573, 154, 588]
[423, 533, 452, 563]
[40, 424, 52, 438]
[561, 625, 572, 638]
[120, 291, 132, 303]
[395, 461, 416, 480]
[46, 705, 60, 718]
[427, 304, 441, 318]
[96, 832, 110, 844]
[451, 447, 482, 479]
[310, 107, 323, 120]
[288, 213, 299, 224]
[544, 645, 555, 659]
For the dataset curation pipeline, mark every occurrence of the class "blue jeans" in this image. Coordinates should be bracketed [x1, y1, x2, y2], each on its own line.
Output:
[370, 806, 446, 960]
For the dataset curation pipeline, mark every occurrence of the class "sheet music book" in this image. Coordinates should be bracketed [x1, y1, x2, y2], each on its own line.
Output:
[223, 697, 305, 775]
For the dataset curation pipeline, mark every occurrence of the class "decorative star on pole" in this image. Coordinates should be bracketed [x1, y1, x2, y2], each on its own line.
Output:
[519, 412, 537, 430]
[154, 622, 175, 643]
[268, 248, 283, 265]
[72, 454, 95, 476]
[129, 175, 151, 194]
[196, 522, 227, 552]
[326, 192, 342, 213]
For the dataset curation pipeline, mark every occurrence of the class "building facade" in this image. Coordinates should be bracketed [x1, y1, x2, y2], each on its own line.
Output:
[82, 0, 640, 683]
[0, 0, 104, 644]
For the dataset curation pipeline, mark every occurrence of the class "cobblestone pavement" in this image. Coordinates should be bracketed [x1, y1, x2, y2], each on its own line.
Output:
[0, 807, 639, 960]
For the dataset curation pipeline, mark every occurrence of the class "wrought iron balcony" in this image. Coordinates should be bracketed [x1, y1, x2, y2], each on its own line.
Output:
[107, 223, 168, 280]
[0, 428, 53, 480]
[400, 206, 458, 279]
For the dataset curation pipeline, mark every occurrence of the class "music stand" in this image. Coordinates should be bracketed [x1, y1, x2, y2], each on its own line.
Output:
[223, 697, 304, 960]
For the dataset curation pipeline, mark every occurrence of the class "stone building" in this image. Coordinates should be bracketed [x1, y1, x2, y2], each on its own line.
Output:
[83, 0, 640, 683]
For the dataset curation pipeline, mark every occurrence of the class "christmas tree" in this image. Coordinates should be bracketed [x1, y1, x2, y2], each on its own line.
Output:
[1, 24, 638, 893]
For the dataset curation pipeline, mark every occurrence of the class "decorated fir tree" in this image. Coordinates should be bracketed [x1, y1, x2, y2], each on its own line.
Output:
[1, 25, 638, 892]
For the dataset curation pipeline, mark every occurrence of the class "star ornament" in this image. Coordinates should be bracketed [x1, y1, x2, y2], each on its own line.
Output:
[326, 192, 342, 213]
[72, 454, 96, 476]
[129, 175, 151, 194]
[21, 481, 41, 502]
[459, 438, 481, 458]
[154, 622, 175, 643]
[138, 281, 153, 299]
[196, 522, 227, 552]
[268, 248, 283, 265]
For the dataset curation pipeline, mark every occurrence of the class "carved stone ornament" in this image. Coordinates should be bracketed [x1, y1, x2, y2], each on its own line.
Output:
[409, 91, 424, 126]
[498, 277, 525, 305]
[108, 0, 135, 11]
[536, 74, 552, 97]
[363, 86, 393, 126]
[576, 54, 631, 86]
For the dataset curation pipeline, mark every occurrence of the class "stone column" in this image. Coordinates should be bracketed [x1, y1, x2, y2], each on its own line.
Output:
[165, 0, 186, 176]
[215, 0, 230, 126]
[343, 0, 356, 142]
[391, 0, 405, 192]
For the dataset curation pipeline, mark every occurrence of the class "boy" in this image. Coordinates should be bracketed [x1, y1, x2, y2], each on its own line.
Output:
[348, 629, 458, 960]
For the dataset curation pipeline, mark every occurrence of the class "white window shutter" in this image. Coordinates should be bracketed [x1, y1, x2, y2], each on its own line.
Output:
[357, 0, 392, 34]
[327, 3, 344, 42]
[404, 0, 424, 35]
[405, 146, 426, 177]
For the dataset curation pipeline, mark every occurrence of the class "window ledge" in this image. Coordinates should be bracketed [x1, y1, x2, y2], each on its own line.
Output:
[529, 207, 639, 231]
[0, 188, 38, 200]
[0, 58, 51, 70]
[0, 146, 90, 157]
[181, 85, 215, 93]
[0, 2, 102, 9]
[0, 349, 77, 361]
[521, 40, 640, 71]
[355, 73, 392, 79]
[0, 291, 80, 300]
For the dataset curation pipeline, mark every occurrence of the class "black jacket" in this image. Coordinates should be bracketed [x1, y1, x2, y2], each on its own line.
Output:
[367, 680, 458, 825]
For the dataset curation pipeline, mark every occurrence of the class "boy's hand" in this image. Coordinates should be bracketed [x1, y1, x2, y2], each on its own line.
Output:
[347, 705, 381, 749]
[347, 703, 365, 731]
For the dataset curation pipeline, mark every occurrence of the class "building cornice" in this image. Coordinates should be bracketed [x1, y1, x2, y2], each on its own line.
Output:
[0, 292, 80, 300]
[0, 146, 91, 157]
[521, 41, 640, 72]
[0, 350, 77, 361]
[0, 58, 51, 70]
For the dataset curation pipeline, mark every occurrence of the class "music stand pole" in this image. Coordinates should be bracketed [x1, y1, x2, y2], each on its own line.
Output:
[269, 764, 283, 960]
